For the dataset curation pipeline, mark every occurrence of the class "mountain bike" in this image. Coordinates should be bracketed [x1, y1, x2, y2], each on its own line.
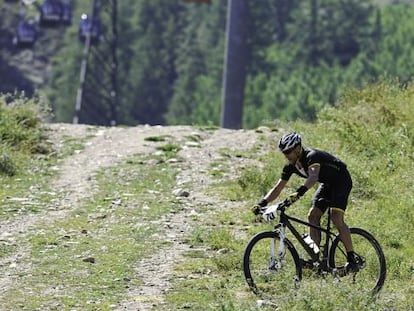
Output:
[243, 199, 386, 299]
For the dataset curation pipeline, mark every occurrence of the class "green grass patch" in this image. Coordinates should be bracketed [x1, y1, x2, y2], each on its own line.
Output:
[184, 134, 201, 142]
[0, 243, 17, 259]
[144, 135, 172, 142]
[156, 143, 182, 159]
[208, 159, 228, 179]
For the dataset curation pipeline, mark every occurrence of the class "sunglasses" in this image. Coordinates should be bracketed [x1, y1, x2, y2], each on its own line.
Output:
[282, 147, 295, 155]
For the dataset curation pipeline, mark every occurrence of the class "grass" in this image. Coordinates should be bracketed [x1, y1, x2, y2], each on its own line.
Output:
[1, 79, 414, 310]
[144, 135, 172, 142]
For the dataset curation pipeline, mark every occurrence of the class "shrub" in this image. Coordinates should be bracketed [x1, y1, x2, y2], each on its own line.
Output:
[0, 93, 52, 176]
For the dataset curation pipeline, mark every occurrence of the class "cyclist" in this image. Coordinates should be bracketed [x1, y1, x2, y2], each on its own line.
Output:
[254, 132, 359, 273]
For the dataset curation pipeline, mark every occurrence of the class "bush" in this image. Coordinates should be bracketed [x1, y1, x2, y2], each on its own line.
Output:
[0, 93, 52, 176]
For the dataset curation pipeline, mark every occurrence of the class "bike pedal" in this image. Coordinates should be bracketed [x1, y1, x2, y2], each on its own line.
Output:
[300, 259, 318, 270]
[333, 267, 347, 278]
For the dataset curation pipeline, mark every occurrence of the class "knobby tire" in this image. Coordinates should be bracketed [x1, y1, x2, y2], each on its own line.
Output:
[329, 227, 386, 294]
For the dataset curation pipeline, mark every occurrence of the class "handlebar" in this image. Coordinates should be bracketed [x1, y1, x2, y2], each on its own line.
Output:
[254, 198, 292, 216]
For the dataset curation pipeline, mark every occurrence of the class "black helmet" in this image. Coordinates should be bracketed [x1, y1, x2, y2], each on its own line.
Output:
[279, 132, 302, 152]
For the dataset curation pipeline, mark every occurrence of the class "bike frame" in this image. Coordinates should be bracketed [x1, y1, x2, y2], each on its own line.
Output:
[274, 208, 339, 271]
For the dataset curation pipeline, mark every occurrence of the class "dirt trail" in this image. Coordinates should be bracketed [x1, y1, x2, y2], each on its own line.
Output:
[0, 123, 270, 310]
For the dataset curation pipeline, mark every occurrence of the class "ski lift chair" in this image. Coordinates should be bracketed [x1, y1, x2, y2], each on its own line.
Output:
[78, 13, 103, 44]
[38, 0, 63, 26]
[12, 19, 37, 47]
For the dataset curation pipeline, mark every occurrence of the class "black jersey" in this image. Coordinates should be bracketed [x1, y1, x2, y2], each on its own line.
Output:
[281, 147, 347, 184]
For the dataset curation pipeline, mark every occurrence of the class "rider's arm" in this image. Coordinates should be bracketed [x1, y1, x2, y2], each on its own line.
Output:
[303, 163, 320, 190]
[263, 179, 288, 203]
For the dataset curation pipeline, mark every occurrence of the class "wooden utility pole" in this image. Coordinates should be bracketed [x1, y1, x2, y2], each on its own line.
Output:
[220, 0, 248, 129]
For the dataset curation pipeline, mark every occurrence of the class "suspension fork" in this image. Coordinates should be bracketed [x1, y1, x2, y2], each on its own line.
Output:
[270, 224, 286, 270]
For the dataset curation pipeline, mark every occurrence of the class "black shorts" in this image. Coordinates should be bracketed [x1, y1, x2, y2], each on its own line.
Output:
[312, 169, 352, 213]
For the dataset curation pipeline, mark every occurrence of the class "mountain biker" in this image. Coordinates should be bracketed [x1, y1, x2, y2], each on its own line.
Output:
[254, 132, 359, 273]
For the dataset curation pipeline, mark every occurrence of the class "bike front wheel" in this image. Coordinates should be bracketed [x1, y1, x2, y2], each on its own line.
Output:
[329, 227, 386, 294]
[243, 231, 302, 299]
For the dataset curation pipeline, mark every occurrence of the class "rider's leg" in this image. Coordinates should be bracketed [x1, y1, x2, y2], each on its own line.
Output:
[309, 186, 329, 247]
[331, 208, 356, 263]
[309, 193, 330, 247]
[308, 207, 323, 247]
[331, 208, 359, 273]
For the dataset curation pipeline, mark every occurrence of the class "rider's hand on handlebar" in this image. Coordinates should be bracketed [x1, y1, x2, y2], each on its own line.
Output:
[251, 205, 261, 215]
[263, 205, 277, 222]
[252, 198, 268, 215]
[286, 185, 308, 205]
[287, 192, 300, 205]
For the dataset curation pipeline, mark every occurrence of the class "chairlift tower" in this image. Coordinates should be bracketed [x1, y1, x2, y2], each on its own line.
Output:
[221, 0, 248, 129]
[74, 0, 118, 126]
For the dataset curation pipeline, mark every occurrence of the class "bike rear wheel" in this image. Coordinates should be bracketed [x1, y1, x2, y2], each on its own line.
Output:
[243, 231, 302, 299]
[329, 227, 386, 294]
